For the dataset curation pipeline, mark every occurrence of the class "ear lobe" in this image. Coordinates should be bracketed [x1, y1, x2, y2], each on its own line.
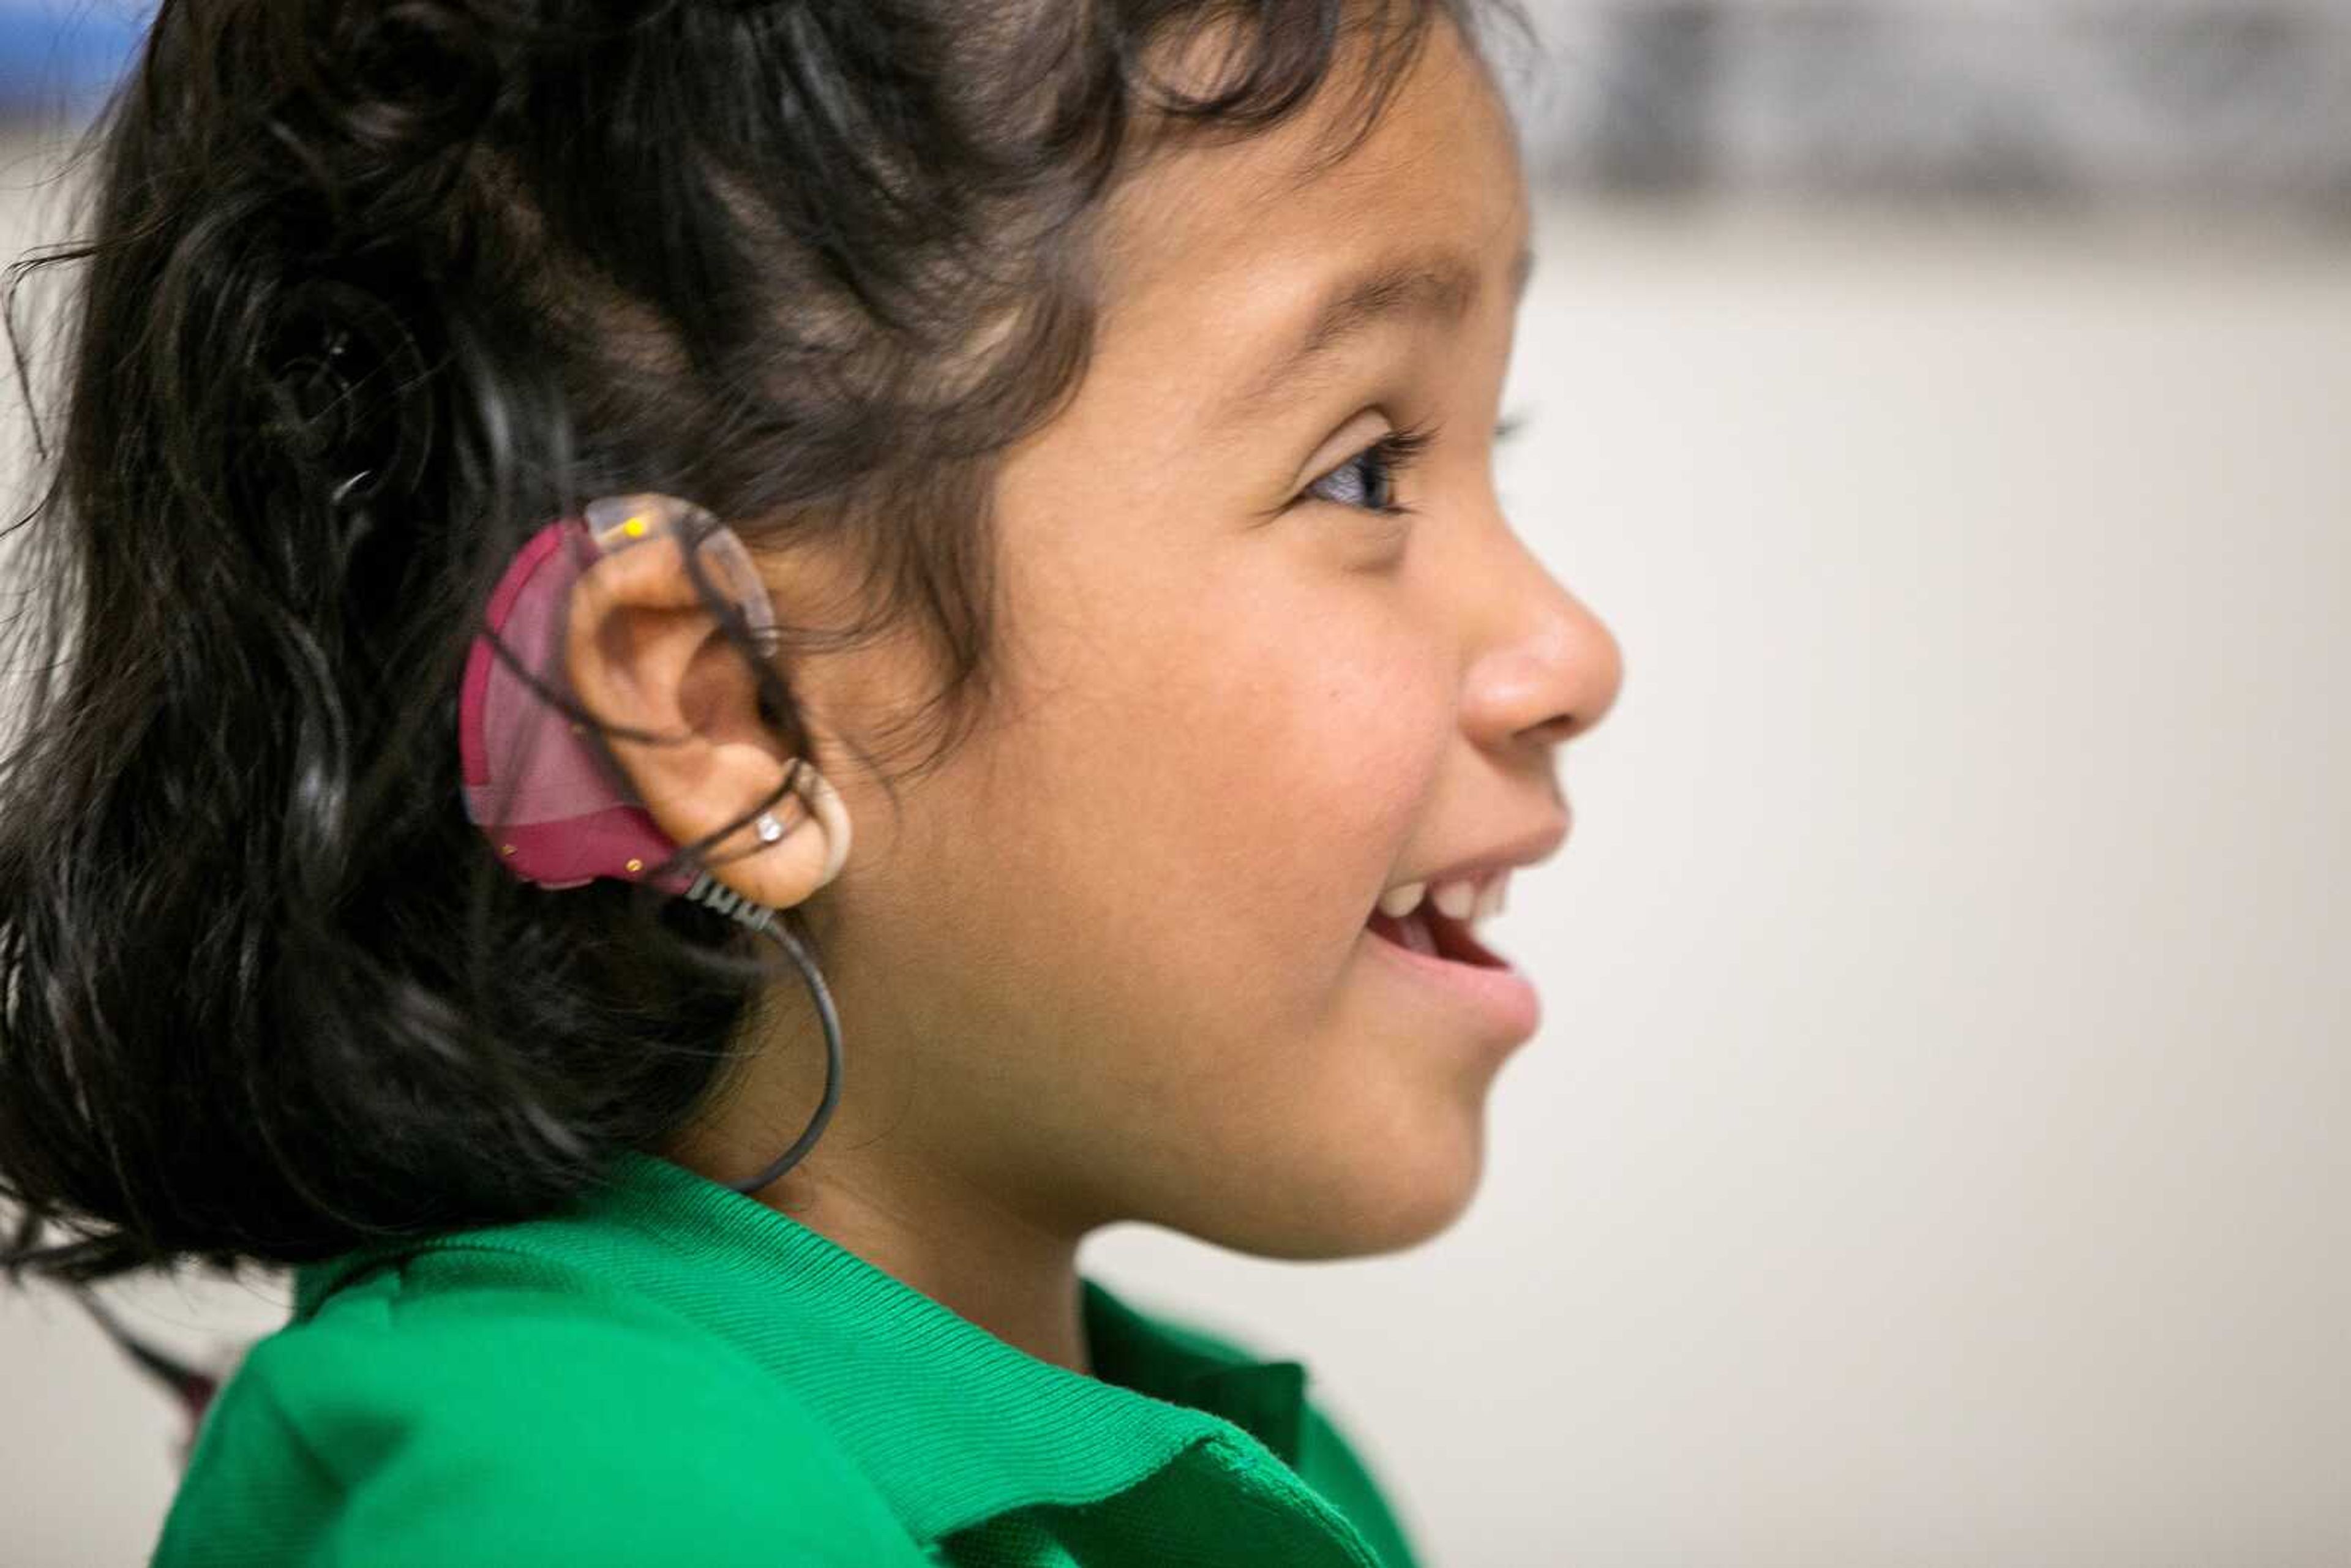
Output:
[561, 518, 847, 911]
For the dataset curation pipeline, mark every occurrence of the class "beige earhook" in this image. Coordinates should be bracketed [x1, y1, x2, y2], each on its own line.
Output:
[787, 759, 852, 891]
[746, 757, 850, 902]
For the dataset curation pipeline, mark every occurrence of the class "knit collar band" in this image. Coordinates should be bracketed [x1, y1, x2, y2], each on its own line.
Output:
[291, 1148, 1314, 1548]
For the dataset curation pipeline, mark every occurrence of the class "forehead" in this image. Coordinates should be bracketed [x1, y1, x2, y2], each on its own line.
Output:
[1093, 16, 1530, 380]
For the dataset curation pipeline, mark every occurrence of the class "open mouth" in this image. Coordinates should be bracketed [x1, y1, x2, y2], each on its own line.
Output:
[1365, 901, 1507, 970]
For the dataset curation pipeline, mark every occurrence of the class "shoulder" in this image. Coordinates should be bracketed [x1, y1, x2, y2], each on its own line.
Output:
[1290, 1395, 1425, 1568]
[155, 1246, 929, 1566]
[1112, 1294, 1425, 1568]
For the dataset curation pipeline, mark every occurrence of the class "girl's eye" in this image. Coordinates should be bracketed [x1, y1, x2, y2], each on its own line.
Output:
[1299, 421, 1436, 519]
[1294, 412, 1526, 520]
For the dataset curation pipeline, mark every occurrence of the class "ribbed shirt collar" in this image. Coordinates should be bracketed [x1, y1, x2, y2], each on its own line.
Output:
[291, 1149, 1358, 1558]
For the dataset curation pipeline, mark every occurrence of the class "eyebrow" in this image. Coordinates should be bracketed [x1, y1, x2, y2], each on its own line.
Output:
[1220, 241, 1536, 427]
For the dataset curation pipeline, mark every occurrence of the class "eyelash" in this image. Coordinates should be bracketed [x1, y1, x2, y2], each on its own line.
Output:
[1299, 419, 1439, 520]
[1298, 412, 1529, 520]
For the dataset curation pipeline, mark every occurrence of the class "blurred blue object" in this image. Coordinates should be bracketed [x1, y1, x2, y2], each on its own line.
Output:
[0, 0, 153, 125]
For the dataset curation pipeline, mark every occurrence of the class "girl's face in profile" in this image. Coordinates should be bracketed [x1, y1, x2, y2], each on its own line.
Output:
[724, 17, 1622, 1260]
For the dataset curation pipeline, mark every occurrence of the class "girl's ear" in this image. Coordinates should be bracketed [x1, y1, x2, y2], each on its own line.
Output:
[561, 520, 849, 912]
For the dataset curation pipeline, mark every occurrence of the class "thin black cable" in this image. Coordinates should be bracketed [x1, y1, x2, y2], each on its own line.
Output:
[726, 912, 844, 1195]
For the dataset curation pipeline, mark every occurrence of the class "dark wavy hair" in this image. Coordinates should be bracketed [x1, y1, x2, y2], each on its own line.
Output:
[0, 0, 1531, 1291]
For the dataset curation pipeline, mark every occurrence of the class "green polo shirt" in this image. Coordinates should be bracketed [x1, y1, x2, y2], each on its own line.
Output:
[152, 1150, 1425, 1566]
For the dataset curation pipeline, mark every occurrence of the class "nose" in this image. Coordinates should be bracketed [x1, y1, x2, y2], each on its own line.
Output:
[1455, 507, 1624, 765]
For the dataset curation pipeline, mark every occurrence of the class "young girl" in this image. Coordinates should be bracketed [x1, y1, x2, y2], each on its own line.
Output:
[0, 0, 1621, 1561]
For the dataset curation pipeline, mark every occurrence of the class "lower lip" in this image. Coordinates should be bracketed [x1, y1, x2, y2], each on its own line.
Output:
[1360, 918, 1542, 1045]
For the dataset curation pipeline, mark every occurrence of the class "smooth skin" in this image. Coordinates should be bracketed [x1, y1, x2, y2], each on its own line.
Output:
[564, 14, 1624, 1378]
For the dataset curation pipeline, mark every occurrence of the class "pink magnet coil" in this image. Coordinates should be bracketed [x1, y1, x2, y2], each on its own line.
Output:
[457, 493, 779, 896]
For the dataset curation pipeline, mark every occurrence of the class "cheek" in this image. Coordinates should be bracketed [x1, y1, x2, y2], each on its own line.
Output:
[1068, 571, 1450, 1002]
[1225, 634, 1437, 911]
[940, 454, 1450, 1046]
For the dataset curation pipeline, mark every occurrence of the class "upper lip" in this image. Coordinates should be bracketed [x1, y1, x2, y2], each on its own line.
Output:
[1384, 813, 1572, 898]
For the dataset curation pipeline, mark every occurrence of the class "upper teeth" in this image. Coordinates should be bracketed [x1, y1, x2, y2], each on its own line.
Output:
[1378, 873, 1508, 923]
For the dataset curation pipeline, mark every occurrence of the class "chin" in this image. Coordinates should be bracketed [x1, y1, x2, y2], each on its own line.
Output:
[1183, 1122, 1489, 1262]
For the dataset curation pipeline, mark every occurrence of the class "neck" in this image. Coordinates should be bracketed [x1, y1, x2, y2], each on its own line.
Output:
[664, 1124, 1097, 1379]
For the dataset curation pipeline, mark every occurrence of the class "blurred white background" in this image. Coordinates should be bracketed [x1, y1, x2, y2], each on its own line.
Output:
[2, 2, 2347, 1564]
